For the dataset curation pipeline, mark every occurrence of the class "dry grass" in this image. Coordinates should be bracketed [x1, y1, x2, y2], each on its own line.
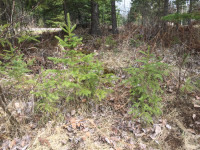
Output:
[28, 108, 136, 150]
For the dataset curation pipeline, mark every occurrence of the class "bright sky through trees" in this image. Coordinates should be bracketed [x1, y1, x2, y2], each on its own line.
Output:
[116, 0, 131, 16]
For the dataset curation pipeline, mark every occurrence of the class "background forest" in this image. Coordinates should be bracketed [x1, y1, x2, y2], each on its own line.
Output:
[0, 0, 200, 150]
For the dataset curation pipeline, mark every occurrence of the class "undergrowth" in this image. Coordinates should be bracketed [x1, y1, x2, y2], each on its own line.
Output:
[125, 48, 169, 123]
[33, 14, 115, 115]
[0, 24, 35, 125]
[1, 15, 197, 128]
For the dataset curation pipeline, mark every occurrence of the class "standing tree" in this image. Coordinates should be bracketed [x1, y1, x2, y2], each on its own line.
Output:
[163, 0, 169, 30]
[111, 0, 118, 34]
[175, 0, 181, 29]
[63, 0, 68, 25]
[188, 0, 193, 25]
[0, 0, 7, 24]
[90, 0, 101, 35]
[0, 0, 15, 25]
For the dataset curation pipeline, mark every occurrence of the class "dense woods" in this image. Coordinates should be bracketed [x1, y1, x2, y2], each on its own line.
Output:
[0, 0, 200, 149]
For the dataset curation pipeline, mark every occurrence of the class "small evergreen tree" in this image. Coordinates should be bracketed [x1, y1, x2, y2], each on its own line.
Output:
[125, 48, 168, 123]
[34, 13, 114, 114]
[0, 24, 35, 125]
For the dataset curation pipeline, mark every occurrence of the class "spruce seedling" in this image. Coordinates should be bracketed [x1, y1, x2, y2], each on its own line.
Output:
[34, 13, 115, 114]
[125, 48, 168, 123]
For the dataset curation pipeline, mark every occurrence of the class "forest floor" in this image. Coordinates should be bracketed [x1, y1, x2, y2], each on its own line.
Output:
[0, 27, 200, 150]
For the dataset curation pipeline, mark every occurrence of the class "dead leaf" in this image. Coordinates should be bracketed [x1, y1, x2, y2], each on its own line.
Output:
[121, 75, 126, 79]
[111, 136, 121, 142]
[115, 148, 122, 150]
[14, 102, 20, 109]
[22, 144, 29, 150]
[134, 133, 145, 137]
[105, 137, 111, 144]
[192, 114, 196, 120]
[154, 125, 162, 136]
[71, 123, 76, 129]
[71, 110, 76, 116]
[139, 143, 146, 149]
[166, 124, 172, 130]
[195, 121, 200, 125]
[150, 134, 156, 140]
[187, 129, 196, 134]
[70, 118, 77, 129]
[9, 140, 16, 149]
[76, 122, 81, 128]
[82, 99, 87, 103]
[85, 132, 91, 137]
[66, 126, 73, 132]
[62, 124, 68, 129]
[20, 140, 26, 147]
[109, 97, 115, 101]
[61, 140, 67, 145]
[38, 137, 50, 146]
[194, 104, 200, 108]
[70, 118, 76, 124]
[161, 119, 167, 126]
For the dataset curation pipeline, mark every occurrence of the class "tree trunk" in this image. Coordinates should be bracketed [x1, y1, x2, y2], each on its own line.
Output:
[176, 0, 180, 29]
[9, 0, 16, 46]
[163, 0, 169, 30]
[188, 0, 193, 25]
[90, 0, 101, 35]
[0, 1, 7, 24]
[163, 0, 169, 16]
[111, 0, 118, 34]
[158, 0, 161, 22]
[10, 0, 15, 25]
[63, 0, 68, 25]
[19, 0, 25, 30]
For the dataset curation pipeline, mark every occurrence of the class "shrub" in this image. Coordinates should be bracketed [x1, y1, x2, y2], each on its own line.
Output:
[105, 35, 117, 48]
[125, 48, 168, 123]
[180, 77, 196, 93]
[130, 38, 140, 47]
[162, 12, 200, 22]
[129, 34, 144, 48]
[0, 24, 35, 125]
[34, 14, 115, 114]
[0, 24, 35, 85]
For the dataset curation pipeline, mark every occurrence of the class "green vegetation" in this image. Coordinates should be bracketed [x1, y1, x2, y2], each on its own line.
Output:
[0, 24, 36, 125]
[162, 12, 200, 22]
[0, 24, 34, 82]
[0, 1, 200, 149]
[33, 14, 115, 114]
[125, 48, 168, 123]
[105, 35, 117, 48]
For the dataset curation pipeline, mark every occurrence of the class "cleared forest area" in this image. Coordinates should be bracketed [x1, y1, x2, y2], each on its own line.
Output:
[0, 0, 200, 150]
